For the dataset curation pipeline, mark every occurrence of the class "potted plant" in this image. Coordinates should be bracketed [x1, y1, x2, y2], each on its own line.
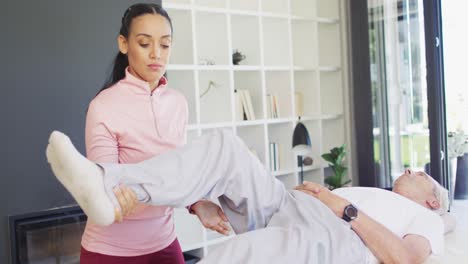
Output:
[322, 144, 351, 190]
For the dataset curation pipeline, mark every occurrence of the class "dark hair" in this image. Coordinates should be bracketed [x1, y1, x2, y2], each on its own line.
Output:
[97, 3, 172, 95]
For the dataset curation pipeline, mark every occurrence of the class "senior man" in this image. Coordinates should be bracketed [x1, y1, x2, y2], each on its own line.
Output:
[46, 129, 447, 264]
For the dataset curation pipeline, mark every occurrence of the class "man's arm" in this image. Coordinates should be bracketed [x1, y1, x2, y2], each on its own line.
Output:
[295, 182, 432, 264]
[351, 210, 431, 264]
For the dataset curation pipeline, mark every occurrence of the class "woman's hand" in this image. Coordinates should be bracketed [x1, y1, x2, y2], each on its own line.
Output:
[294, 181, 349, 218]
[113, 185, 139, 222]
[192, 200, 231, 236]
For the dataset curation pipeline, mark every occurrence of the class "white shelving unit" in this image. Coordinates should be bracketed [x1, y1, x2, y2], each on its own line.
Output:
[164, 0, 349, 258]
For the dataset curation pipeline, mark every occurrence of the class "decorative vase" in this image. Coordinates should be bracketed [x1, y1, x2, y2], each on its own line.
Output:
[232, 50, 246, 65]
[454, 153, 468, 200]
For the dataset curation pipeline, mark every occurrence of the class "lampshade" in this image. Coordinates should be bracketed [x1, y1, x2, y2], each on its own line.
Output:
[292, 122, 312, 156]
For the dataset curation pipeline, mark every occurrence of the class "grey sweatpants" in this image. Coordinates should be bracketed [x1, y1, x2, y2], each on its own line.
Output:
[100, 130, 367, 263]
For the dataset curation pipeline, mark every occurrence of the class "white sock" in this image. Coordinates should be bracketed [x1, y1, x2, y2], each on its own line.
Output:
[46, 131, 115, 226]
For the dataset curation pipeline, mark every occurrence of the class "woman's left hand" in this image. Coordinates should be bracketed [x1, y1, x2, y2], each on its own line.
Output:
[294, 181, 349, 218]
[192, 200, 231, 236]
[113, 185, 139, 223]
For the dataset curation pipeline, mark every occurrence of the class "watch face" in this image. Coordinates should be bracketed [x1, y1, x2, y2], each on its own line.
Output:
[345, 205, 358, 219]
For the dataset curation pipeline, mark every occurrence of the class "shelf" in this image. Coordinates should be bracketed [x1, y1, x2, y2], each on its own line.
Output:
[195, 0, 226, 9]
[268, 123, 294, 171]
[166, 0, 347, 256]
[261, 12, 289, 19]
[167, 64, 195, 70]
[318, 66, 341, 72]
[199, 71, 232, 124]
[237, 125, 266, 164]
[290, 0, 315, 18]
[320, 70, 343, 115]
[265, 71, 292, 118]
[262, 17, 291, 66]
[272, 164, 323, 177]
[234, 71, 263, 120]
[195, 12, 229, 66]
[293, 66, 316, 72]
[197, 65, 231, 70]
[316, 17, 340, 24]
[198, 122, 234, 130]
[294, 71, 319, 117]
[168, 71, 197, 124]
[318, 23, 341, 67]
[230, 9, 259, 17]
[167, 0, 191, 5]
[264, 66, 291, 71]
[290, 15, 315, 22]
[292, 20, 317, 69]
[229, 0, 258, 12]
[163, 3, 192, 11]
[261, 0, 289, 15]
[303, 169, 324, 184]
[233, 65, 262, 71]
[195, 6, 229, 14]
[316, 0, 340, 19]
[301, 120, 323, 167]
[236, 119, 267, 126]
[167, 65, 263, 71]
[187, 115, 342, 131]
[322, 118, 345, 156]
[167, 9, 194, 65]
[231, 14, 261, 66]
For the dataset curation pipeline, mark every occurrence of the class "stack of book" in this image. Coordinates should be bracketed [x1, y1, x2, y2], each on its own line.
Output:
[235, 89, 256, 121]
[269, 142, 280, 171]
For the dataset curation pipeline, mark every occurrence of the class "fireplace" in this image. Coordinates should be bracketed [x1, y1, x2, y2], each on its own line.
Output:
[9, 205, 86, 264]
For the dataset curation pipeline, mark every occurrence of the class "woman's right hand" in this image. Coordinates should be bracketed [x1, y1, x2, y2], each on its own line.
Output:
[113, 185, 138, 222]
[192, 200, 231, 236]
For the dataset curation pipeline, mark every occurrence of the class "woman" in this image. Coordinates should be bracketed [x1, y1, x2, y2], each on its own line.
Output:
[81, 3, 228, 263]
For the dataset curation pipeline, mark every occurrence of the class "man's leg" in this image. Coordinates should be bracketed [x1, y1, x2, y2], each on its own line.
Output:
[47, 130, 288, 232]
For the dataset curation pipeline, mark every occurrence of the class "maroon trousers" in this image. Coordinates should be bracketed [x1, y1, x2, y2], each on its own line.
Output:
[80, 238, 185, 264]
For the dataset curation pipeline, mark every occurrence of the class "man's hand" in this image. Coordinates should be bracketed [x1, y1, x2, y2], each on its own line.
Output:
[113, 185, 139, 223]
[294, 181, 349, 218]
[192, 200, 231, 236]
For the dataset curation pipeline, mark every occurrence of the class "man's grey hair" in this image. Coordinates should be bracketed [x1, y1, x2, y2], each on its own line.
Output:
[430, 177, 449, 215]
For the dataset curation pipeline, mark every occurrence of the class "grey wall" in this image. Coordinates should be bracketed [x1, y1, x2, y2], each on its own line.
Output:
[1, 1, 161, 262]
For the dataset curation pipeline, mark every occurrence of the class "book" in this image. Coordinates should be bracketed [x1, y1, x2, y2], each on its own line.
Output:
[272, 94, 280, 118]
[269, 142, 275, 171]
[274, 143, 279, 170]
[238, 89, 256, 121]
[266, 94, 275, 118]
[243, 89, 256, 120]
[235, 90, 245, 121]
[269, 142, 280, 171]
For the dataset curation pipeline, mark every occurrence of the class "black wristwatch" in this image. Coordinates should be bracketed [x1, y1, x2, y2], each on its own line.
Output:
[342, 204, 358, 222]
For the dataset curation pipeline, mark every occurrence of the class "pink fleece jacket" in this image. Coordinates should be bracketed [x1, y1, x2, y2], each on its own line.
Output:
[81, 68, 188, 256]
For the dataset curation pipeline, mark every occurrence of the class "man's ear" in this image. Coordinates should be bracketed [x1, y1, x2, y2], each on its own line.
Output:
[426, 197, 440, 210]
[118, 35, 128, 55]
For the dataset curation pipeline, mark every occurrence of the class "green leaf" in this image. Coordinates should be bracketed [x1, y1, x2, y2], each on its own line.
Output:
[331, 147, 340, 157]
[336, 152, 346, 165]
[334, 166, 345, 177]
[321, 153, 335, 164]
[341, 179, 352, 186]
